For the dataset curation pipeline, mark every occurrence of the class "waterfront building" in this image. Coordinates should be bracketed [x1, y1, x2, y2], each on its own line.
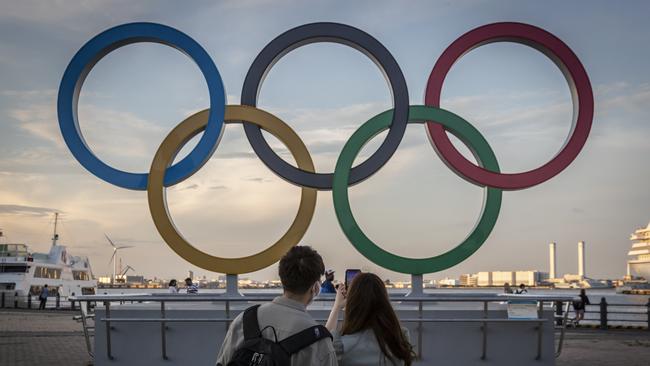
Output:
[493, 271, 516, 286]
[460, 274, 478, 286]
[477, 272, 492, 286]
[475, 271, 548, 287]
[438, 277, 459, 287]
[627, 221, 650, 280]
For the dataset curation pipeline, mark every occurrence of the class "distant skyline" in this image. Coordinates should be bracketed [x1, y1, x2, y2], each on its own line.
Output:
[1, 1, 649, 282]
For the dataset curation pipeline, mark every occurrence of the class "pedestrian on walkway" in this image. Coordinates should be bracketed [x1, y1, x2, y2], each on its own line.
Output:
[168, 279, 178, 293]
[38, 284, 48, 310]
[185, 277, 198, 294]
[573, 289, 590, 324]
[515, 283, 528, 294]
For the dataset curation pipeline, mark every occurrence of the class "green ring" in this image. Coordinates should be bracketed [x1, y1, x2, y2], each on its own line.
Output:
[332, 105, 503, 274]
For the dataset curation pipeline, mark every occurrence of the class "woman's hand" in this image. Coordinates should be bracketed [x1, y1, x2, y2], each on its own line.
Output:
[326, 284, 347, 332]
[334, 284, 347, 310]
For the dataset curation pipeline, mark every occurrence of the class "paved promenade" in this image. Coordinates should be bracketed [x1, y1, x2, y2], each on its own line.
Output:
[1, 309, 649, 365]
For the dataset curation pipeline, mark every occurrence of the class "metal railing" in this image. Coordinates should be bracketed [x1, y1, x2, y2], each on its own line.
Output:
[0, 291, 75, 310]
[580, 297, 650, 329]
[71, 293, 577, 362]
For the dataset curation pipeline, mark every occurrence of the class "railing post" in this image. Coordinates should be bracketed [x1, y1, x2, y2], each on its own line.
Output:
[56, 293, 60, 309]
[481, 301, 488, 360]
[106, 301, 113, 360]
[555, 301, 563, 326]
[417, 300, 423, 360]
[161, 301, 168, 360]
[27, 294, 32, 309]
[14, 292, 18, 308]
[599, 297, 608, 330]
[1, 292, 5, 308]
[646, 298, 650, 331]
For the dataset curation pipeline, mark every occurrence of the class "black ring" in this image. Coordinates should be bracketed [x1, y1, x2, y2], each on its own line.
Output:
[241, 22, 409, 190]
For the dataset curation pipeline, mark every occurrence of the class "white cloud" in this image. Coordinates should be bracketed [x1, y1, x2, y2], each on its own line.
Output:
[0, 204, 59, 216]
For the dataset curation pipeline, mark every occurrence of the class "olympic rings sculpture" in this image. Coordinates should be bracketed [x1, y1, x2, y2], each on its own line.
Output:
[57, 22, 593, 275]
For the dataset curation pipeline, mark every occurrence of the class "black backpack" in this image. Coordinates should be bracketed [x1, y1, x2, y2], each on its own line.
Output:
[225, 304, 332, 366]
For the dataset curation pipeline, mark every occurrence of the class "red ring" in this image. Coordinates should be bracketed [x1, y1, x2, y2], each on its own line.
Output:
[425, 22, 593, 190]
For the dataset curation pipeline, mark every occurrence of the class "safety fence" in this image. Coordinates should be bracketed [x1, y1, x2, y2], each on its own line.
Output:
[575, 297, 650, 329]
[0, 291, 76, 310]
[71, 293, 579, 364]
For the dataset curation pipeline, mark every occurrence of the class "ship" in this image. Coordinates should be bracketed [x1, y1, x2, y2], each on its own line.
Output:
[0, 213, 96, 301]
[627, 221, 650, 280]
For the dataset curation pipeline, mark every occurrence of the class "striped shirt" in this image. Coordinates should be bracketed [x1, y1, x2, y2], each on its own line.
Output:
[186, 283, 198, 294]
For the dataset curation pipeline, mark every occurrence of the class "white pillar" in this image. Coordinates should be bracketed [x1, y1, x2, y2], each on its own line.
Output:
[407, 274, 424, 297]
[578, 241, 586, 278]
[549, 242, 557, 279]
[226, 274, 242, 297]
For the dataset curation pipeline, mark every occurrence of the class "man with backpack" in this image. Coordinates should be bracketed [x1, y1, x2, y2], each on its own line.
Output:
[216, 245, 337, 366]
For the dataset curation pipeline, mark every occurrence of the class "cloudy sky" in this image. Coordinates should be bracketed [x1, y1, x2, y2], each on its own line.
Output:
[0, 0, 648, 282]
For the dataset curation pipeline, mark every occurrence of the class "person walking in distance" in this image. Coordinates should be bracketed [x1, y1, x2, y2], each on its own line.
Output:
[168, 279, 178, 294]
[515, 283, 528, 294]
[185, 277, 198, 294]
[321, 269, 336, 294]
[38, 284, 49, 310]
[573, 289, 590, 324]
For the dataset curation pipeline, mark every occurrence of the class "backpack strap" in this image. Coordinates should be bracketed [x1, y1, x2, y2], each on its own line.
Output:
[242, 304, 262, 341]
[279, 325, 333, 355]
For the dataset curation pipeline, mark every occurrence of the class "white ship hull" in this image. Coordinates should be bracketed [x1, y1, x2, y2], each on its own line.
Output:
[0, 243, 96, 300]
[627, 222, 650, 281]
[629, 261, 650, 281]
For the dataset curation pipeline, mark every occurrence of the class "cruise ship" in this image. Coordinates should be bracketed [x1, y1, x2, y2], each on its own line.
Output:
[0, 214, 96, 301]
[627, 221, 650, 280]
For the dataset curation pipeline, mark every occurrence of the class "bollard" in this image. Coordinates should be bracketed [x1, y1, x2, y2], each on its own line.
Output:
[646, 298, 650, 331]
[599, 297, 608, 330]
[1, 292, 4, 308]
[14, 292, 18, 308]
[555, 301, 563, 326]
[27, 294, 32, 309]
[56, 293, 60, 309]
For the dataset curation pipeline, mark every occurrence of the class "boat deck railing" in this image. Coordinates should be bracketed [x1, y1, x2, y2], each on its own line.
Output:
[70, 293, 580, 362]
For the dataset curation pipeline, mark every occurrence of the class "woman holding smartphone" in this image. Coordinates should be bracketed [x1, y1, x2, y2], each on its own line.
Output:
[326, 272, 415, 366]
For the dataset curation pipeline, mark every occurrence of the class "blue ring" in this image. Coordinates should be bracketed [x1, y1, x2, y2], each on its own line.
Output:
[57, 23, 225, 190]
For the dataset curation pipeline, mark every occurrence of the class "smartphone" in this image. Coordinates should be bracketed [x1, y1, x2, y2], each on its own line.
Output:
[345, 269, 361, 288]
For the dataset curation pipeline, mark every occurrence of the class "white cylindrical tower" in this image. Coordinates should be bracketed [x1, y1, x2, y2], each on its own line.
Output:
[578, 241, 586, 278]
[549, 242, 557, 279]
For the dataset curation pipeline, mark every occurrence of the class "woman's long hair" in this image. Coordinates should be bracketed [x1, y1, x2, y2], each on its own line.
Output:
[341, 273, 415, 365]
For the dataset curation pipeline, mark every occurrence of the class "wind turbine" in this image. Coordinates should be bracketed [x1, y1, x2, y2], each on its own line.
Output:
[105, 234, 134, 284]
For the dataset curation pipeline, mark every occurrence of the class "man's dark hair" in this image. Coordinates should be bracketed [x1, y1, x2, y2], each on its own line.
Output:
[279, 246, 325, 294]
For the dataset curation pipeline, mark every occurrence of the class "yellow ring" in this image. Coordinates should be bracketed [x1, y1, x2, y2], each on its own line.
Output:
[147, 105, 317, 274]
